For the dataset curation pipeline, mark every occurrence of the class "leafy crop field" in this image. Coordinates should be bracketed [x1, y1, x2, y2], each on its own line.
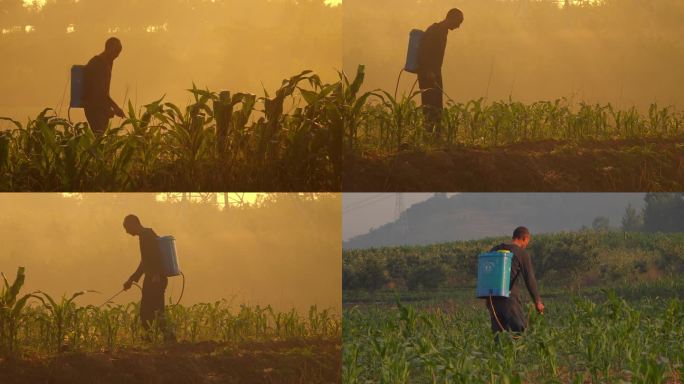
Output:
[343, 231, 684, 292]
[342, 66, 684, 191]
[343, 283, 684, 383]
[0, 70, 342, 192]
[1, 268, 341, 383]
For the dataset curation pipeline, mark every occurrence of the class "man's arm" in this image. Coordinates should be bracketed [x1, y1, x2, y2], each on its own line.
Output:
[108, 96, 125, 118]
[124, 261, 144, 290]
[520, 250, 543, 312]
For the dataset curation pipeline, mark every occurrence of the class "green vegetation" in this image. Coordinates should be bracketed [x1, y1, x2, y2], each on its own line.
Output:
[1, 267, 340, 357]
[343, 229, 684, 382]
[344, 66, 684, 154]
[0, 70, 342, 191]
[343, 284, 684, 383]
[343, 231, 684, 292]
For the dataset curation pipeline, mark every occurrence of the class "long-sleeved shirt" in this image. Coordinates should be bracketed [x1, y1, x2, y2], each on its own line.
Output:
[83, 54, 113, 110]
[489, 243, 541, 303]
[129, 228, 164, 283]
[417, 22, 449, 75]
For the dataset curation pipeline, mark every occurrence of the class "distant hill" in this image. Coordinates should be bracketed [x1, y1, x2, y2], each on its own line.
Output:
[343, 193, 646, 249]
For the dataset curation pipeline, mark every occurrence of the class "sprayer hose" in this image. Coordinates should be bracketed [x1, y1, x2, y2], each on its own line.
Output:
[489, 294, 532, 340]
[173, 271, 185, 306]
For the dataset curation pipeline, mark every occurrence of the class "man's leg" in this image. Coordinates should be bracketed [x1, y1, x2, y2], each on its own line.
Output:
[156, 278, 176, 342]
[84, 108, 109, 137]
[489, 299, 526, 343]
[140, 278, 168, 341]
[140, 281, 154, 340]
[418, 73, 441, 134]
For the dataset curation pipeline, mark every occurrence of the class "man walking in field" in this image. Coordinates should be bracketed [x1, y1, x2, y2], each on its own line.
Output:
[83, 37, 126, 137]
[122, 214, 175, 342]
[486, 226, 544, 340]
[417, 8, 464, 134]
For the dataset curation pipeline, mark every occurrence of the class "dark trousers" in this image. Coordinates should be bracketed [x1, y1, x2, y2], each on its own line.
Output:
[486, 295, 526, 340]
[418, 71, 444, 133]
[141, 276, 174, 341]
[84, 107, 110, 137]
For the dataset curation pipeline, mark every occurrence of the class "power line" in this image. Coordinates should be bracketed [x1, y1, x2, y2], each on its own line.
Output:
[343, 193, 387, 211]
[343, 194, 394, 214]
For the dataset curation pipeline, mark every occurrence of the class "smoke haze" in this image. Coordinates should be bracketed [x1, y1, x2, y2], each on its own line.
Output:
[344, 0, 684, 109]
[0, 0, 341, 119]
[0, 193, 341, 313]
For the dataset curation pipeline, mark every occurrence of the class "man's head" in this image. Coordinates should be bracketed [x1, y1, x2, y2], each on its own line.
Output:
[444, 8, 464, 30]
[123, 214, 143, 236]
[512, 226, 531, 249]
[103, 37, 122, 61]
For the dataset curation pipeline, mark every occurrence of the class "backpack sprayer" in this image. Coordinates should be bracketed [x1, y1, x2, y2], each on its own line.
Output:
[391, 29, 424, 100]
[68, 65, 85, 122]
[99, 235, 185, 307]
[476, 250, 513, 333]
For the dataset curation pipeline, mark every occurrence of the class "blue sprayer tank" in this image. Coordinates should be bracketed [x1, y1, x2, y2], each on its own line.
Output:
[70, 65, 85, 108]
[158, 236, 181, 277]
[404, 29, 424, 73]
[476, 250, 513, 298]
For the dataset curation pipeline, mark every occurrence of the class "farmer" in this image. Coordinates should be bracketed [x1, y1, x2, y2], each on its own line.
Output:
[417, 8, 464, 134]
[122, 214, 174, 341]
[83, 37, 125, 137]
[486, 226, 544, 340]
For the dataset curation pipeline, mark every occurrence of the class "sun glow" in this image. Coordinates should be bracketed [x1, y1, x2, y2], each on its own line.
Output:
[22, 0, 47, 11]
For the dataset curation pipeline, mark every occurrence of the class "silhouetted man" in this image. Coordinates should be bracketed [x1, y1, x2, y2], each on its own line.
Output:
[122, 214, 174, 341]
[83, 37, 125, 136]
[486, 226, 544, 340]
[417, 8, 464, 134]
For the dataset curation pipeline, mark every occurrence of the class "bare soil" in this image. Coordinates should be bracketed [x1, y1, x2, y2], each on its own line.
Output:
[0, 338, 341, 384]
[344, 138, 684, 191]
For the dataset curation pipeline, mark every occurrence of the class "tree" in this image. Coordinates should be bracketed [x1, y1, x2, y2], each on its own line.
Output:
[621, 204, 643, 232]
[642, 193, 684, 233]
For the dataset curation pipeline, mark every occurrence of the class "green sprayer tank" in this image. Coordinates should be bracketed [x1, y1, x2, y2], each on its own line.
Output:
[476, 250, 512, 298]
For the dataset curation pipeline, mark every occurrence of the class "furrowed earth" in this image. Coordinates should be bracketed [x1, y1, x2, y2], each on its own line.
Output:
[344, 138, 684, 191]
[0, 338, 341, 384]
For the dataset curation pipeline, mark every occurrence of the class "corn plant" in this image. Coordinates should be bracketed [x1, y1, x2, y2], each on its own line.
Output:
[0, 267, 34, 355]
[343, 289, 684, 383]
[0, 70, 342, 191]
[346, 73, 684, 154]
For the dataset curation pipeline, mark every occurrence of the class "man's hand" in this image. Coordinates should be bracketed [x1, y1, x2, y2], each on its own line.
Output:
[536, 300, 545, 315]
[113, 105, 126, 118]
[123, 279, 133, 291]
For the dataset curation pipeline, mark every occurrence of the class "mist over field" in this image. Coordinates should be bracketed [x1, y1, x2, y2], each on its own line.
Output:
[343, 0, 684, 109]
[0, 193, 341, 313]
[0, 0, 341, 119]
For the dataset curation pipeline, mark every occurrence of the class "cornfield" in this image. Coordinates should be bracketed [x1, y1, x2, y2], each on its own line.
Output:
[344, 66, 684, 153]
[0, 70, 343, 191]
[343, 287, 684, 383]
[1, 267, 340, 356]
